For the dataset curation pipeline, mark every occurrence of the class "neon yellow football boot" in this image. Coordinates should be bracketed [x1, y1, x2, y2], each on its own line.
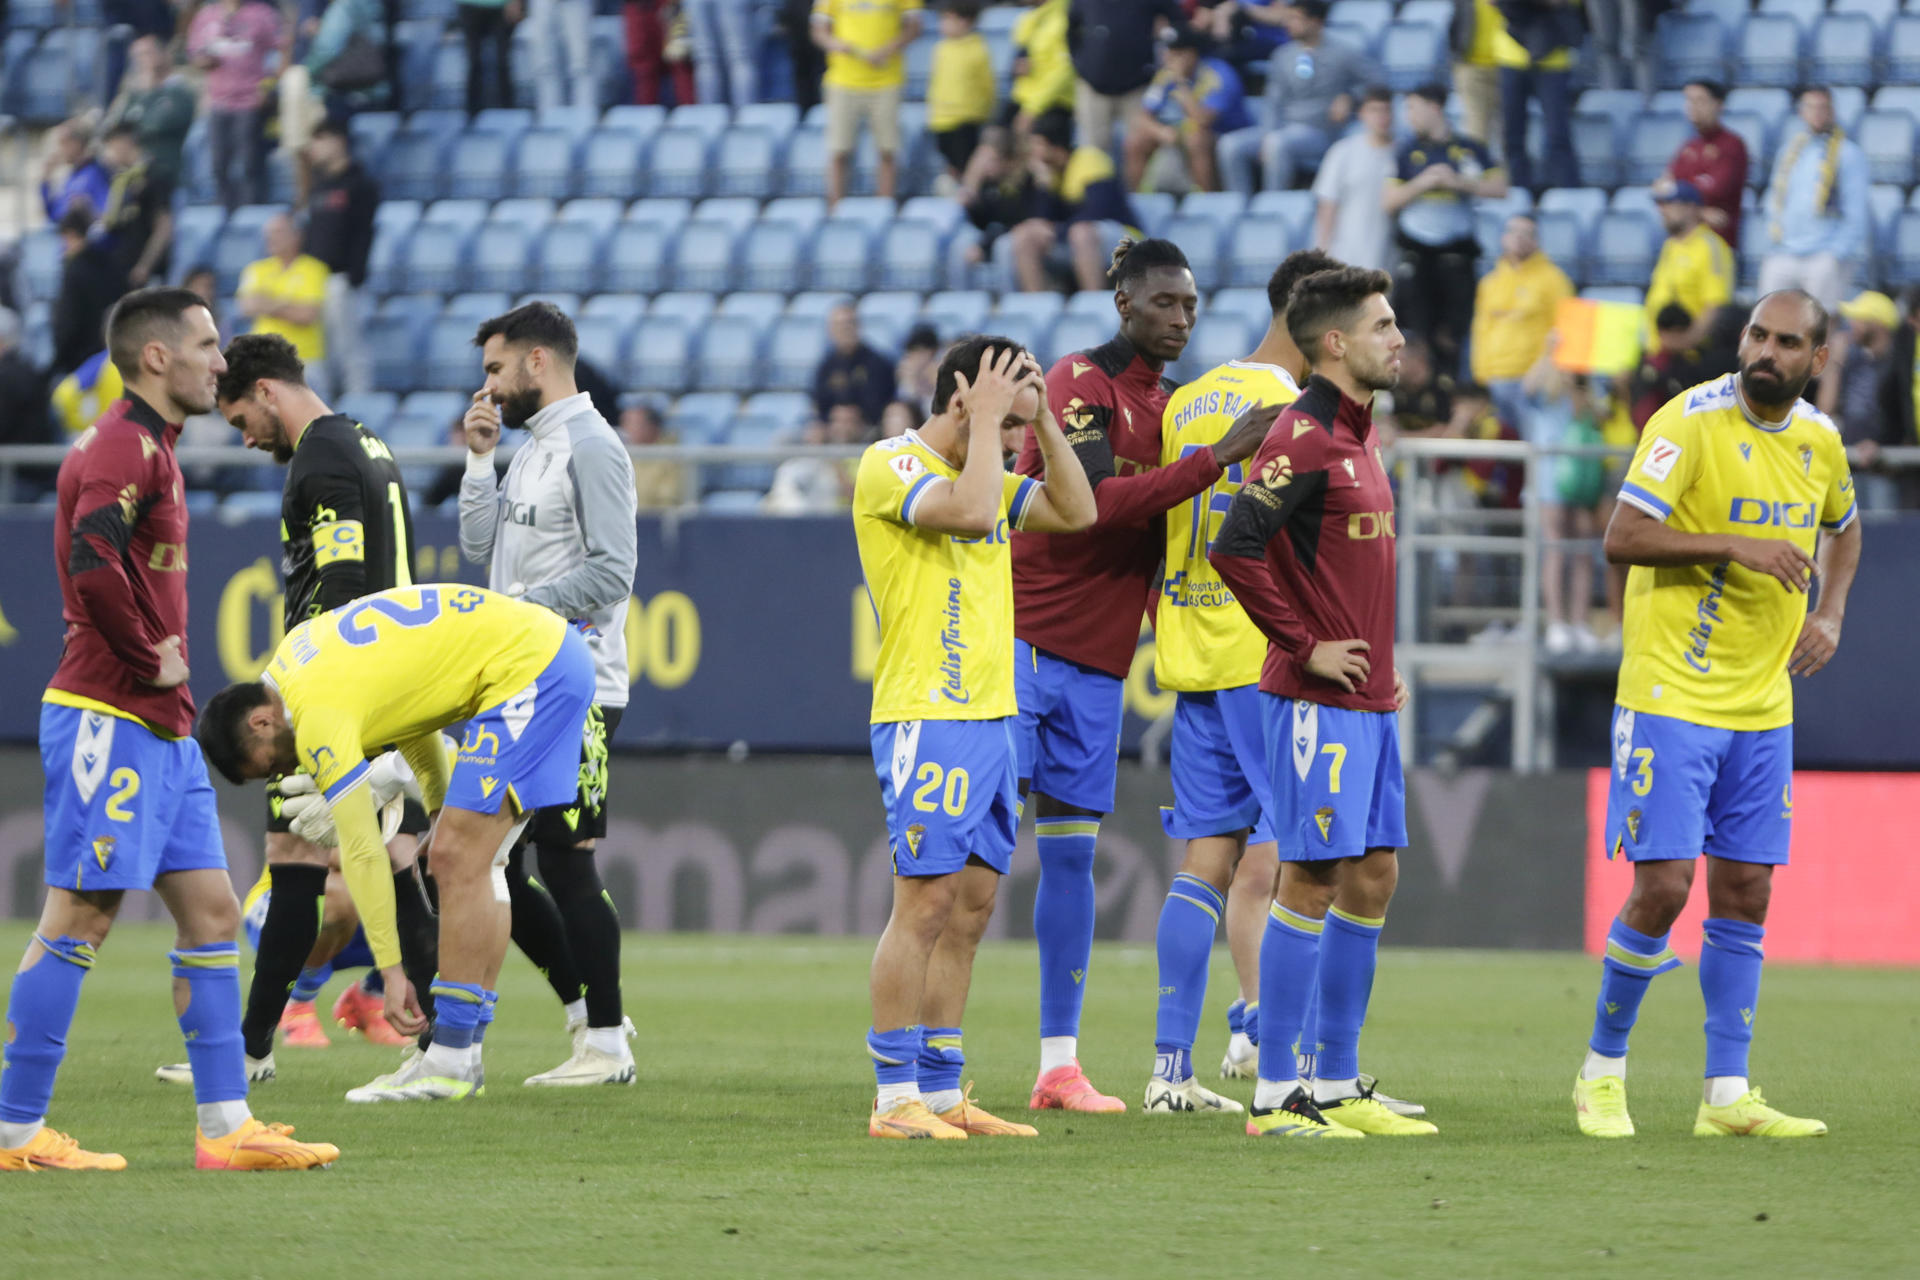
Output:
[1693, 1089, 1826, 1138]
[1573, 1074, 1635, 1138]
[1317, 1086, 1439, 1135]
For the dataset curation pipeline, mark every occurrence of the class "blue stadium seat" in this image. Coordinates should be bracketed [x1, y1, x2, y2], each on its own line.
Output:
[1245, 190, 1314, 239]
[579, 128, 647, 199]
[1653, 12, 1728, 89]
[832, 197, 901, 235]
[471, 107, 533, 139]
[1041, 314, 1112, 366]
[625, 318, 695, 393]
[1379, 22, 1445, 91]
[364, 224, 411, 296]
[1180, 190, 1249, 229]
[1609, 185, 1658, 223]
[877, 220, 946, 292]
[719, 292, 789, 327]
[1890, 209, 1920, 286]
[695, 315, 771, 392]
[1626, 111, 1695, 185]
[1532, 210, 1584, 282]
[743, 391, 815, 432]
[668, 392, 741, 444]
[761, 196, 830, 232]
[691, 197, 763, 232]
[1724, 86, 1790, 128]
[1172, 315, 1254, 383]
[789, 290, 852, 318]
[488, 197, 557, 232]
[514, 292, 580, 316]
[714, 127, 782, 199]
[557, 198, 625, 234]
[444, 291, 511, 322]
[338, 392, 399, 435]
[12, 227, 57, 305]
[625, 197, 694, 235]
[736, 103, 801, 141]
[602, 104, 668, 137]
[573, 314, 630, 377]
[765, 316, 829, 390]
[348, 112, 401, 174]
[1160, 215, 1224, 290]
[366, 307, 428, 391]
[899, 196, 965, 235]
[1537, 187, 1608, 241]
[709, 414, 782, 495]
[856, 291, 923, 352]
[1588, 210, 1659, 286]
[1329, 0, 1391, 32]
[1063, 290, 1113, 318]
[701, 490, 769, 512]
[672, 220, 740, 292]
[1859, 111, 1917, 186]
[399, 391, 468, 432]
[648, 128, 714, 198]
[737, 221, 810, 292]
[1870, 184, 1904, 258]
[1573, 88, 1643, 121]
[422, 317, 482, 389]
[444, 131, 511, 200]
[511, 127, 579, 198]
[667, 104, 733, 141]
[1720, 110, 1773, 183]
[382, 127, 449, 201]
[649, 292, 719, 326]
[904, 34, 938, 99]
[428, 40, 472, 110]
[1736, 14, 1804, 88]
[810, 220, 875, 291]
[462, 222, 528, 292]
[1225, 216, 1302, 288]
[1834, 0, 1898, 33]
[921, 290, 994, 337]
[993, 291, 1066, 329]
[420, 198, 491, 235]
[1325, 22, 1377, 62]
[374, 198, 423, 237]
[532, 222, 603, 292]
[1129, 191, 1176, 238]
[172, 205, 226, 278]
[782, 126, 829, 197]
[1872, 86, 1920, 129]
[583, 294, 649, 325]
[1890, 15, 1920, 84]
[1812, 13, 1876, 87]
[1830, 85, 1867, 135]
[1571, 112, 1621, 188]
[610, 226, 679, 297]
[1206, 288, 1269, 331]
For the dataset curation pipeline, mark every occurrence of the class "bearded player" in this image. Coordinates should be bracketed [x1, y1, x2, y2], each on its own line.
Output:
[1572, 290, 1859, 1139]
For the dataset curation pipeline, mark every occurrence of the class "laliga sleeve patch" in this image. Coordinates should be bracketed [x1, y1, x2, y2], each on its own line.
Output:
[1639, 437, 1681, 483]
[890, 453, 927, 484]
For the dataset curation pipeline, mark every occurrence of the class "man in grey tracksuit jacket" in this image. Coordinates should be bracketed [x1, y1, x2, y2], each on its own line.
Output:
[459, 302, 640, 1087]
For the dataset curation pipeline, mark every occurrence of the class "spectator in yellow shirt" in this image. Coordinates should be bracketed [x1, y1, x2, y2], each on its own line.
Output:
[928, 0, 994, 181]
[1644, 178, 1734, 346]
[811, 0, 923, 204]
[237, 214, 332, 392]
[1471, 212, 1573, 430]
[1007, 0, 1073, 133]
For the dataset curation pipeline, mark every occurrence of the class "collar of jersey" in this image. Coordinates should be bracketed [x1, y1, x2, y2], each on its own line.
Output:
[524, 390, 593, 440]
[122, 390, 177, 442]
[1730, 378, 1793, 433]
[902, 428, 959, 473]
[1227, 360, 1300, 393]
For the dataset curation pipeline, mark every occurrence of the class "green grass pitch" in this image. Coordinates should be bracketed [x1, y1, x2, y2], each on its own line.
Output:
[3, 922, 1915, 1278]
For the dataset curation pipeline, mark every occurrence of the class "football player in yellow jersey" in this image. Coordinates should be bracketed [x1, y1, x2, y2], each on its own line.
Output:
[855, 339, 1094, 1140]
[1575, 291, 1861, 1140]
[196, 584, 597, 1102]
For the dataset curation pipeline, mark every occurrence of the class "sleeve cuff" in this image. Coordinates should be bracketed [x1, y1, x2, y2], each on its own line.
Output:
[465, 449, 497, 479]
[322, 759, 372, 805]
[899, 473, 938, 525]
[1617, 482, 1672, 522]
[1822, 501, 1858, 533]
[1008, 475, 1039, 530]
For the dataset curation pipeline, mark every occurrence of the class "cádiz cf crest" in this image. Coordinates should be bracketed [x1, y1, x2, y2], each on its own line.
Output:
[1314, 807, 1336, 843]
[903, 823, 926, 859]
[92, 834, 115, 870]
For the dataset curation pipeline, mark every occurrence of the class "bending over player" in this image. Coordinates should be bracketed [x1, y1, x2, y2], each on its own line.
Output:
[858, 339, 1095, 1139]
[1573, 290, 1859, 1139]
[197, 585, 596, 1101]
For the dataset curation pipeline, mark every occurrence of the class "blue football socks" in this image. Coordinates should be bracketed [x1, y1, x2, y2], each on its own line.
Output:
[1589, 917, 1682, 1058]
[1256, 904, 1323, 1088]
[1226, 997, 1247, 1040]
[1315, 908, 1384, 1083]
[474, 990, 499, 1046]
[289, 963, 334, 1004]
[427, 979, 486, 1051]
[868, 1025, 921, 1106]
[170, 942, 248, 1105]
[1297, 981, 1321, 1074]
[1154, 874, 1225, 1079]
[0, 934, 94, 1134]
[1034, 816, 1100, 1040]
[1700, 918, 1765, 1080]
[917, 1026, 964, 1111]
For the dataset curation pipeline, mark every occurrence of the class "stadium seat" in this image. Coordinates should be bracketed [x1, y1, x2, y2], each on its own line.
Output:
[1859, 112, 1917, 186]
[444, 291, 511, 322]
[1834, 0, 1898, 33]
[1537, 187, 1608, 241]
[782, 127, 829, 197]
[363, 223, 410, 296]
[1179, 190, 1249, 229]
[1325, 21, 1377, 62]
[921, 290, 994, 338]
[1041, 314, 1111, 366]
[899, 196, 965, 235]
[172, 205, 227, 278]
[1329, 0, 1391, 32]
[557, 198, 625, 235]
[1652, 12, 1728, 89]
[1173, 315, 1254, 382]
[714, 127, 783, 199]
[1159, 215, 1224, 291]
[514, 292, 581, 317]
[444, 131, 512, 201]
[690, 197, 763, 233]
[737, 221, 811, 293]
[810, 221, 875, 292]
[347, 111, 401, 173]
[381, 127, 449, 202]
[1889, 209, 1920, 285]
[1571, 112, 1621, 188]
[649, 292, 719, 327]
[422, 317, 482, 389]
[1379, 22, 1445, 91]
[667, 391, 740, 444]
[1625, 111, 1695, 185]
[366, 307, 428, 392]
[1206, 288, 1269, 332]
[399, 391, 468, 432]
[13, 228, 61, 305]
[1062, 290, 1113, 319]
[1129, 191, 1176, 238]
[761, 196, 830, 232]
[765, 316, 829, 390]
[1225, 216, 1302, 289]
[1720, 110, 1773, 183]
[1890, 15, 1920, 84]
[1830, 85, 1868, 135]
[462, 222, 529, 293]
[719, 292, 789, 328]
[672, 220, 741, 292]
[667, 103, 732, 140]
[1588, 210, 1659, 286]
[573, 314, 630, 380]
[1573, 88, 1643, 121]
[470, 107, 533, 140]
[877, 220, 947, 292]
[735, 102, 800, 140]
[832, 197, 901, 235]
[337, 392, 399, 436]
[1736, 14, 1805, 88]
[856, 291, 923, 352]
[709, 414, 782, 495]
[649, 128, 714, 198]
[625, 197, 694, 233]
[1870, 184, 1904, 259]
[512, 127, 579, 199]
[695, 315, 772, 392]
[788, 290, 852, 318]
[487, 197, 557, 232]
[583, 293, 649, 325]
[579, 128, 647, 200]
[743, 391, 815, 433]
[1246, 190, 1315, 240]
[1872, 85, 1920, 130]
[1811, 13, 1876, 87]
[533, 221, 605, 292]
[624, 318, 694, 393]
[1532, 210, 1584, 282]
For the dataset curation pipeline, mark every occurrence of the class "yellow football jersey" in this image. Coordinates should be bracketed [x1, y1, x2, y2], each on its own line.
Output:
[853, 431, 1039, 723]
[1615, 375, 1856, 731]
[1155, 360, 1300, 692]
[266, 584, 565, 803]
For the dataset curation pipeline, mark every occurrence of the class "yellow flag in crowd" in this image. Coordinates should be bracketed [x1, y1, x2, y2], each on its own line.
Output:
[1553, 298, 1643, 375]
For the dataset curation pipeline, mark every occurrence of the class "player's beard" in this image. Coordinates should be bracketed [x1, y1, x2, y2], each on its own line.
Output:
[1354, 346, 1402, 393]
[498, 381, 544, 430]
[1739, 358, 1806, 410]
[265, 406, 294, 463]
[270, 726, 298, 775]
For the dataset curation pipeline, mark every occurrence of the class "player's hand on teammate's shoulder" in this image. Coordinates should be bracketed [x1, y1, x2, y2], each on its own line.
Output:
[1730, 536, 1817, 593]
[1305, 638, 1371, 693]
[1789, 612, 1842, 678]
[146, 634, 189, 688]
[464, 389, 502, 454]
[1212, 400, 1285, 468]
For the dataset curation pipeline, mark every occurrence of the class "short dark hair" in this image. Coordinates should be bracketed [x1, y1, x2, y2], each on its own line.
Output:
[1408, 82, 1448, 106]
[943, 0, 983, 18]
[932, 333, 1029, 418]
[1266, 248, 1342, 319]
[1110, 237, 1191, 292]
[216, 332, 306, 403]
[1753, 289, 1830, 348]
[103, 121, 138, 144]
[903, 322, 941, 353]
[1684, 78, 1727, 102]
[106, 287, 210, 380]
[1655, 302, 1694, 332]
[1359, 84, 1392, 108]
[311, 119, 350, 145]
[1285, 267, 1395, 364]
[57, 206, 93, 238]
[195, 681, 272, 786]
[1032, 108, 1075, 151]
[474, 301, 578, 364]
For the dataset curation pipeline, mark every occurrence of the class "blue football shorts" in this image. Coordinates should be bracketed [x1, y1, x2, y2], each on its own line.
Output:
[1262, 695, 1407, 861]
[1012, 640, 1125, 814]
[1605, 705, 1793, 865]
[1161, 685, 1276, 844]
[40, 703, 228, 893]
[870, 717, 1020, 877]
[446, 628, 597, 817]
